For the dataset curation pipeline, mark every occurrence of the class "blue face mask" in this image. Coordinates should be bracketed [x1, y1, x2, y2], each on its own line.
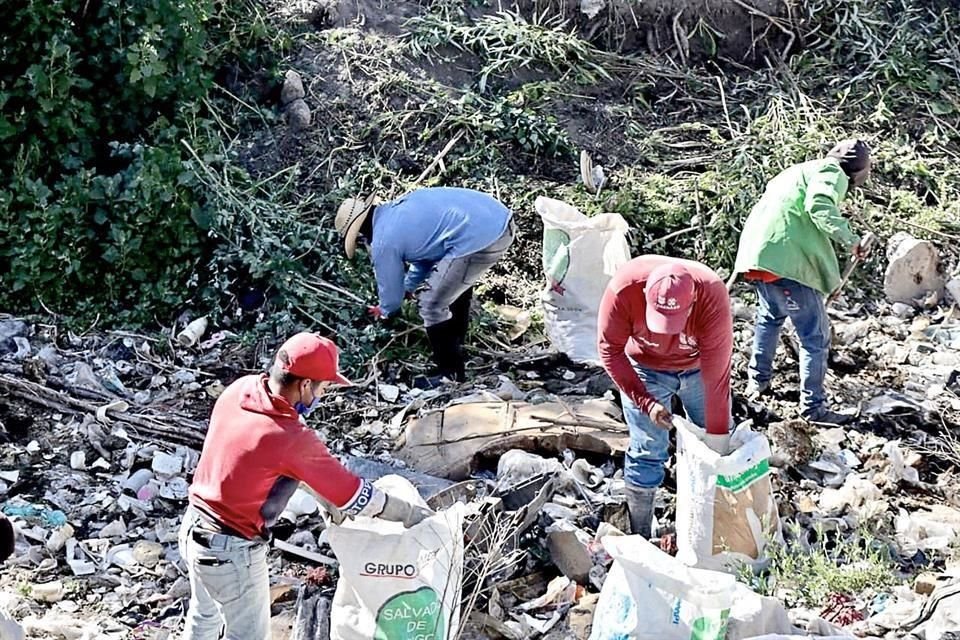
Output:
[294, 385, 321, 416]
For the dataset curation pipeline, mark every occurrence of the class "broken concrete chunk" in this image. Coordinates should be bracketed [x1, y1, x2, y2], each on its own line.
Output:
[545, 524, 593, 584]
[884, 233, 945, 305]
[132, 540, 163, 568]
[69, 451, 86, 470]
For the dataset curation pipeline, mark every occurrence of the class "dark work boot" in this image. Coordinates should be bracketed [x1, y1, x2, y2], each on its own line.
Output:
[449, 288, 473, 349]
[415, 321, 465, 389]
[624, 484, 656, 538]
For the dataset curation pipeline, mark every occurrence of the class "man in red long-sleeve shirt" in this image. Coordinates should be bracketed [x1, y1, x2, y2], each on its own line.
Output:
[180, 332, 432, 640]
[598, 256, 733, 537]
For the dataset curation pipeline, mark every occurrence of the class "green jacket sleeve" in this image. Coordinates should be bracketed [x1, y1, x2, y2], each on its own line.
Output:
[804, 162, 858, 249]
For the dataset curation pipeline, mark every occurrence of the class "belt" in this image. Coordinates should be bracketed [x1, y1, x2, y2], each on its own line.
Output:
[192, 529, 239, 550]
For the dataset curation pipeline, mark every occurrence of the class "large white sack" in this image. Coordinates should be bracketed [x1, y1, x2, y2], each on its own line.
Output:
[536, 196, 631, 364]
[589, 535, 735, 640]
[675, 417, 782, 573]
[328, 475, 465, 640]
[726, 583, 795, 639]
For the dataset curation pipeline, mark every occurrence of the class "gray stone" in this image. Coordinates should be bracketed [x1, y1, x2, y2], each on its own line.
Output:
[280, 70, 305, 106]
[546, 529, 593, 584]
[0, 319, 27, 341]
[884, 233, 945, 305]
[284, 99, 311, 131]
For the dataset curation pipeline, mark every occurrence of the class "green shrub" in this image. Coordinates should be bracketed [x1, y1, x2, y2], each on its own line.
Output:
[0, 0, 281, 324]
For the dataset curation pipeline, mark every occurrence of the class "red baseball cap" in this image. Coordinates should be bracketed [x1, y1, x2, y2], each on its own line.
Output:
[644, 264, 696, 334]
[275, 333, 352, 386]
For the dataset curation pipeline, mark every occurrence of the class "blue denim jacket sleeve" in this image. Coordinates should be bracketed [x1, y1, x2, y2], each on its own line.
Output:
[404, 261, 435, 293]
[372, 244, 406, 317]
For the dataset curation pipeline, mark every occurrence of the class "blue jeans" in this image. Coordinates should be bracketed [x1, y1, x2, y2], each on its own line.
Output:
[621, 365, 706, 488]
[749, 278, 830, 416]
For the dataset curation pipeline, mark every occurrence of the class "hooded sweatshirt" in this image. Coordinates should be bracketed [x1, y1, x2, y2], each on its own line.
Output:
[188, 374, 370, 540]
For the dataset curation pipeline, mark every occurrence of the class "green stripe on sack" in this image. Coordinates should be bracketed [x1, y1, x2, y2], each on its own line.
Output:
[717, 459, 770, 492]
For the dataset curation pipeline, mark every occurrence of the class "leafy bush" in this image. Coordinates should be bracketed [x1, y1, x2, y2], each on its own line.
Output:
[0, 0, 281, 324]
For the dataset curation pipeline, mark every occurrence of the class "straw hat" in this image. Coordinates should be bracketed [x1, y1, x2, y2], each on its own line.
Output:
[334, 194, 375, 258]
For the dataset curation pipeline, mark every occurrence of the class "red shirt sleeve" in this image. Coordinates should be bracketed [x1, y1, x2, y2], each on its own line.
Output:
[693, 280, 734, 434]
[282, 430, 362, 508]
[597, 283, 655, 414]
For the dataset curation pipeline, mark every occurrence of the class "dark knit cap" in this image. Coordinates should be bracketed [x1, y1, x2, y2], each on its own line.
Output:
[0, 513, 14, 562]
[827, 139, 871, 176]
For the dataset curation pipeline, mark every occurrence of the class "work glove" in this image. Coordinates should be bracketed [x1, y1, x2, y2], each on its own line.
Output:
[377, 494, 434, 528]
[703, 432, 731, 455]
[367, 305, 384, 320]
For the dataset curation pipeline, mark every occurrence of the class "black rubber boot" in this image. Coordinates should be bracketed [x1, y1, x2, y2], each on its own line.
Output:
[415, 320, 465, 389]
[449, 288, 473, 348]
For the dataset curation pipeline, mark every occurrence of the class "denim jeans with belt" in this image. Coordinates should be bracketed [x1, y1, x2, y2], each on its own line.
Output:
[749, 277, 830, 416]
[620, 364, 706, 488]
[178, 507, 270, 640]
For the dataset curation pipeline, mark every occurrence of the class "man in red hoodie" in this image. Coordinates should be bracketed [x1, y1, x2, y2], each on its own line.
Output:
[180, 332, 432, 640]
[598, 257, 733, 538]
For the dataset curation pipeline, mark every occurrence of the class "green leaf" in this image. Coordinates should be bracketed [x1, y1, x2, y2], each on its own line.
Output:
[930, 101, 954, 115]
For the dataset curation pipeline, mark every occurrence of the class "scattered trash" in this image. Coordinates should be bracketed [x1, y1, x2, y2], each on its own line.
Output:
[498, 450, 564, 488]
[176, 317, 209, 348]
[494, 305, 533, 342]
[395, 399, 628, 480]
[895, 506, 960, 555]
[377, 383, 400, 403]
[30, 581, 64, 604]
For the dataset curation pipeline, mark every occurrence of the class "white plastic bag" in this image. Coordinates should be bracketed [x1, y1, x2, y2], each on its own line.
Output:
[589, 535, 735, 640]
[328, 476, 465, 640]
[536, 196, 630, 364]
[675, 418, 782, 573]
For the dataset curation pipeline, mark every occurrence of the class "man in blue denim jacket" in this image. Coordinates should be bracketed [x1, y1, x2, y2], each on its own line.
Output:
[336, 187, 514, 387]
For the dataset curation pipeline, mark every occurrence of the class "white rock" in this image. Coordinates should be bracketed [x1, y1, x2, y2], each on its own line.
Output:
[580, 0, 606, 18]
[884, 234, 945, 305]
[151, 451, 183, 477]
[69, 451, 86, 470]
[377, 384, 400, 403]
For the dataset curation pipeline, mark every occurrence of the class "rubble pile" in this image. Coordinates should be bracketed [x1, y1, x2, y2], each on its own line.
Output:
[1, 239, 960, 640]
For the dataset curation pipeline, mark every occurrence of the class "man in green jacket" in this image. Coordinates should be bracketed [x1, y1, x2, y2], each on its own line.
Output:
[733, 139, 872, 425]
